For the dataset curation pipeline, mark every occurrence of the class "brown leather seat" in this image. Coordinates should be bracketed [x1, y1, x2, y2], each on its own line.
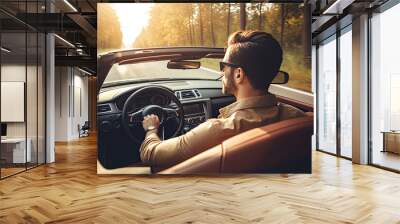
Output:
[159, 112, 313, 174]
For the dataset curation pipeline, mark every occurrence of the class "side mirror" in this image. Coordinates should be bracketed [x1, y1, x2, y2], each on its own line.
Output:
[167, 60, 200, 69]
[271, 71, 289, 84]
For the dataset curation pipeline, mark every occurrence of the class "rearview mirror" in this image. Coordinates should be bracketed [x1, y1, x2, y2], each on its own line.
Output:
[271, 71, 289, 84]
[167, 60, 200, 69]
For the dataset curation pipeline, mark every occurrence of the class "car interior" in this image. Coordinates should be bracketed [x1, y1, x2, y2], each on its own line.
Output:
[97, 47, 314, 174]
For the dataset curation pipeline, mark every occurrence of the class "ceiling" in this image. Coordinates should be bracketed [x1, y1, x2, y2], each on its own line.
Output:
[0, 0, 97, 74]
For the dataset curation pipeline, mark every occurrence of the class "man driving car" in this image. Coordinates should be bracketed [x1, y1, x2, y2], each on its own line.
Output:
[139, 30, 305, 168]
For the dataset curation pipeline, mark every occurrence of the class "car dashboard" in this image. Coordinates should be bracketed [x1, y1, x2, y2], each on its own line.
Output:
[97, 79, 235, 135]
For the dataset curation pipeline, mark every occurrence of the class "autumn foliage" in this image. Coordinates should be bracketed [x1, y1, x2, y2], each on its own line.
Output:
[98, 3, 311, 92]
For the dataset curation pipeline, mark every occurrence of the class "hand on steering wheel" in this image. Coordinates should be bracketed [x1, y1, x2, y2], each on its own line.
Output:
[142, 114, 160, 131]
[122, 85, 184, 144]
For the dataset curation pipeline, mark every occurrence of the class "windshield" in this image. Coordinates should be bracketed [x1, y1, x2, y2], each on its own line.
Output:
[104, 58, 222, 84]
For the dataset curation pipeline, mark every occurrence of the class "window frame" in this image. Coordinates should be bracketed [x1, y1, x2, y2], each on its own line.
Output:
[315, 22, 353, 160]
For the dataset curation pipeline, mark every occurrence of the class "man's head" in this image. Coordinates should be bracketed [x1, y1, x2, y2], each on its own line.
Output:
[220, 30, 283, 96]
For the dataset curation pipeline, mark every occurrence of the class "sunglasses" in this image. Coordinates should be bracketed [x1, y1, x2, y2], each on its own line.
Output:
[219, 61, 241, 72]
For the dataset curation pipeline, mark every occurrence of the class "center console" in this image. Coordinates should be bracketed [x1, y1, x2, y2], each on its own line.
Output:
[182, 102, 207, 132]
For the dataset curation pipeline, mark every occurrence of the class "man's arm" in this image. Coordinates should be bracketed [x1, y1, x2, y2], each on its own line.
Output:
[139, 115, 237, 168]
[139, 114, 178, 166]
[139, 127, 185, 167]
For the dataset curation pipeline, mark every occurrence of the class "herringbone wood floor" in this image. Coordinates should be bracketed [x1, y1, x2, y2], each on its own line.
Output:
[1, 135, 400, 224]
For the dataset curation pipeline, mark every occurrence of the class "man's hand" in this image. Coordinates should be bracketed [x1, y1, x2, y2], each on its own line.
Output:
[142, 114, 160, 132]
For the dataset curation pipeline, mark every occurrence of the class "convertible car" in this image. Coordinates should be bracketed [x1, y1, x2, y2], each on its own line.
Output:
[97, 47, 313, 174]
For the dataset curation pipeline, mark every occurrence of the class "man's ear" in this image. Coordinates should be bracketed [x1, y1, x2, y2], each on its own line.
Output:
[235, 68, 245, 84]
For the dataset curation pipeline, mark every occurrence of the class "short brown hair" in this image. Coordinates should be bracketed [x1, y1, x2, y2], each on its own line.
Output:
[227, 30, 283, 90]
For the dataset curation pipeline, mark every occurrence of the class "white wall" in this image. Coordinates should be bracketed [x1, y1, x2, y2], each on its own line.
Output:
[1, 65, 26, 146]
[55, 66, 69, 141]
[55, 67, 89, 141]
[74, 73, 89, 137]
[1, 65, 30, 138]
[1, 63, 46, 164]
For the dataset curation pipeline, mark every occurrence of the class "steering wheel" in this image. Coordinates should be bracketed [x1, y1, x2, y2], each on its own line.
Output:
[121, 85, 184, 144]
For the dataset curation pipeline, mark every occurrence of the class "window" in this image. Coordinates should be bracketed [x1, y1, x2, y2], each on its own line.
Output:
[317, 35, 337, 154]
[0, 1, 46, 179]
[339, 27, 352, 158]
[370, 3, 400, 171]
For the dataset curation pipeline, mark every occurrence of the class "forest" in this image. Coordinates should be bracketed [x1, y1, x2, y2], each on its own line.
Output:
[98, 3, 311, 92]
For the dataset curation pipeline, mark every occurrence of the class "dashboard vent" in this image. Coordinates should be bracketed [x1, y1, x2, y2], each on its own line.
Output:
[97, 104, 112, 113]
[181, 90, 195, 99]
[175, 90, 201, 100]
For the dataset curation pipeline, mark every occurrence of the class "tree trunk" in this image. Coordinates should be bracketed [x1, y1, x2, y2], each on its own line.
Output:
[188, 12, 193, 45]
[191, 4, 196, 45]
[280, 4, 286, 48]
[303, 2, 312, 68]
[192, 18, 196, 45]
[240, 3, 246, 30]
[199, 4, 204, 46]
[227, 3, 231, 37]
[188, 20, 193, 46]
[258, 3, 263, 30]
[210, 4, 216, 47]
